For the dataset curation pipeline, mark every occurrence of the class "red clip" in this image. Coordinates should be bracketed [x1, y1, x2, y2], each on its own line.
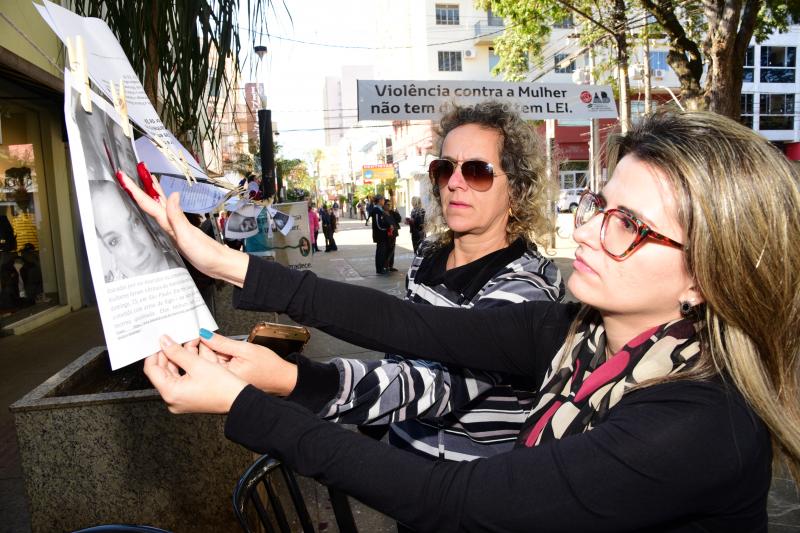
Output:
[137, 161, 160, 201]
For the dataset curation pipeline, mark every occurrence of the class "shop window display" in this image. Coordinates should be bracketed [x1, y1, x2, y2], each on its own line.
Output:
[0, 109, 58, 321]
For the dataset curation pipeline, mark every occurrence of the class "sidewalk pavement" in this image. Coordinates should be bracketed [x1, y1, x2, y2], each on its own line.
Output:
[1, 214, 797, 531]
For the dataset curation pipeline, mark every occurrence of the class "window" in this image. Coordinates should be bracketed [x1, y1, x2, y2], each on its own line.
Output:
[553, 15, 574, 28]
[743, 46, 754, 83]
[740, 93, 754, 128]
[435, 4, 459, 25]
[760, 46, 796, 83]
[487, 8, 504, 26]
[489, 47, 500, 73]
[554, 53, 575, 74]
[438, 51, 462, 72]
[559, 162, 589, 189]
[649, 51, 668, 74]
[631, 100, 656, 123]
[759, 93, 794, 130]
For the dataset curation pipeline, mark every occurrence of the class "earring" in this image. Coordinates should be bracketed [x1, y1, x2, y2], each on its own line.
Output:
[680, 300, 694, 316]
[508, 207, 514, 219]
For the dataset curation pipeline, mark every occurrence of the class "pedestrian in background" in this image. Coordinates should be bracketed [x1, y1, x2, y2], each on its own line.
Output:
[320, 204, 337, 252]
[371, 194, 388, 274]
[365, 196, 374, 226]
[357, 199, 366, 221]
[406, 196, 426, 253]
[308, 202, 320, 253]
[384, 199, 401, 272]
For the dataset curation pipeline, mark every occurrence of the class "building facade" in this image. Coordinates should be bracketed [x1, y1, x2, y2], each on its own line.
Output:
[0, 1, 88, 334]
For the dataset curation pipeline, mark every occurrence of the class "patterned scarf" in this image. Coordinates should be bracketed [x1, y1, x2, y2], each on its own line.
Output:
[517, 316, 700, 448]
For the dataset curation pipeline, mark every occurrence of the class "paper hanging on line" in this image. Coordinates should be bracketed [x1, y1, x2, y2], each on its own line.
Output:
[267, 205, 294, 236]
[36, 0, 206, 181]
[63, 70, 217, 370]
[245, 202, 312, 270]
[225, 203, 263, 240]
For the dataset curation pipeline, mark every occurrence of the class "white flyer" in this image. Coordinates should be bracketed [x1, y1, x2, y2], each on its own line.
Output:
[63, 71, 217, 370]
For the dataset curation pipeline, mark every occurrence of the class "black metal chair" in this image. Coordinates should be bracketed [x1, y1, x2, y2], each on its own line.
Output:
[71, 526, 172, 533]
[233, 454, 357, 533]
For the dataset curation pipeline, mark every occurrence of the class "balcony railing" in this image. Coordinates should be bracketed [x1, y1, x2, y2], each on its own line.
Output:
[474, 19, 504, 44]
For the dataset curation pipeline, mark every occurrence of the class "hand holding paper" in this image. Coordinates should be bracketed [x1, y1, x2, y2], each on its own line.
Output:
[144, 335, 247, 414]
[190, 330, 299, 397]
[121, 172, 249, 287]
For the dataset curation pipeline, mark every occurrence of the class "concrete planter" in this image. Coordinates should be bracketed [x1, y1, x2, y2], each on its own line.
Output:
[10, 346, 254, 533]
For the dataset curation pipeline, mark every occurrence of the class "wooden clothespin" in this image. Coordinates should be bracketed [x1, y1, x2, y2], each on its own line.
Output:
[174, 148, 195, 186]
[150, 134, 195, 185]
[66, 35, 91, 113]
[109, 81, 132, 138]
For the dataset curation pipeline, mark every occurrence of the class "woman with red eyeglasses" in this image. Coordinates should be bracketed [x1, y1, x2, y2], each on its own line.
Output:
[131, 110, 798, 531]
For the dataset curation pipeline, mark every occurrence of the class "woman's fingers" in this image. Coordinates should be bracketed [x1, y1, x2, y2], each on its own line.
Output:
[165, 192, 197, 241]
[119, 171, 174, 238]
[143, 353, 170, 389]
[158, 335, 198, 374]
[197, 342, 218, 363]
[198, 329, 252, 356]
[150, 174, 168, 205]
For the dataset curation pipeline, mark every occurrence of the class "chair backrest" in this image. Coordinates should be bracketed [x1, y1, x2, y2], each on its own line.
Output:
[71, 526, 171, 533]
[233, 454, 358, 533]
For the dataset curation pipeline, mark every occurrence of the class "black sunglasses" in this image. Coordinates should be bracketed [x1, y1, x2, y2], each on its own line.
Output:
[428, 158, 502, 192]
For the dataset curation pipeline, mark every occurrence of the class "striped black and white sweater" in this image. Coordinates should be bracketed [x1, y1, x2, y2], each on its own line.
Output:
[290, 238, 564, 461]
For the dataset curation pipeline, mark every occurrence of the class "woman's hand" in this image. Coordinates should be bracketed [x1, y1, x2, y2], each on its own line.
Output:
[120, 172, 249, 286]
[184, 329, 299, 396]
[144, 335, 247, 414]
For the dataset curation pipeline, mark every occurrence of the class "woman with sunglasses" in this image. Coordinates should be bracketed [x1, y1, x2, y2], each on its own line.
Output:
[332, 101, 563, 464]
[135, 110, 799, 531]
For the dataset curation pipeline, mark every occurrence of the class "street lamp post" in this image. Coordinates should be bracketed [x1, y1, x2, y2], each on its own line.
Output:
[255, 45, 276, 200]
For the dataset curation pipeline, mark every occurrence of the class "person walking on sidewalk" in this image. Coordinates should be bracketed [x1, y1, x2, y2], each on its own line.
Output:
[319, 204, 337, 252]
[364, 197, 374, 226]
[308, 202, 320, 253]
[406, 196, 426, 254]
[371, 194, 389, 273]
[384, 199, 402, 272]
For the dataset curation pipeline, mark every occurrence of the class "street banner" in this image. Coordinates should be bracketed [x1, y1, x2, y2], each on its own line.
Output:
[358, 80, 618, 121]
[36, 1, 207, 181]
[362, 164, 395, 183]
[245, 202, 312, 270]
[63, 71, 216, 370]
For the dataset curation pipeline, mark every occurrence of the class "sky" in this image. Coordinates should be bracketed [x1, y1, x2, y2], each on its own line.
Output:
[239, 0, 394, 163]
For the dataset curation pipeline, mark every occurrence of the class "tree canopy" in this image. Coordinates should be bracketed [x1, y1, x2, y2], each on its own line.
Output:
[68, 1, 280, 150]
[482, 0, 800, 118]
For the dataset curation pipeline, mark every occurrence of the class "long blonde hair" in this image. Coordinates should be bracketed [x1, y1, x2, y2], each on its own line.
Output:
[424, 101, 556, 251]
[606, 110, 800, 484]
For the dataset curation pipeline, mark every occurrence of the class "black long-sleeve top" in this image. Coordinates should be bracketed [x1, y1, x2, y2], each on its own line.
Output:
[225, 257, 771, 532]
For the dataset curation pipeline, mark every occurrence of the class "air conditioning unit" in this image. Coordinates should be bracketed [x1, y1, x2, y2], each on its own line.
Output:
[629, 63, 644, 81]
[652, 68, 665, 79]
[571, 67, 590, 85]
[464, 48, 477, 59]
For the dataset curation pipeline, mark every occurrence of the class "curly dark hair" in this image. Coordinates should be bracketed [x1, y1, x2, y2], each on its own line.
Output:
[425, 100, 556, 250]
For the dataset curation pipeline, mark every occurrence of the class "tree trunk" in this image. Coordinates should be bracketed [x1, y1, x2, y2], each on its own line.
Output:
[143, 1, 159, 108]
[613, 0, 631, 132]
[639, 0, 704, 109]
[643, 19, 651, 113]
[704, 0, 762, 118]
